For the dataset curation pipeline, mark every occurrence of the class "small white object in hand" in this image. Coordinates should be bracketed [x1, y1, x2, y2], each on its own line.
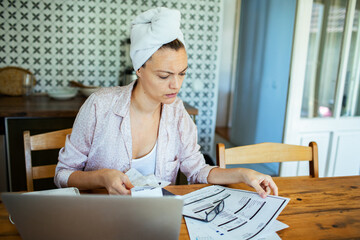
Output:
[126, 168, 170, 188]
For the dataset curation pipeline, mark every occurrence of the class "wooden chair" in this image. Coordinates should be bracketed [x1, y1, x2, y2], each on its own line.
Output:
[23, 128, 72, 191]
[216, 142, 319, 178]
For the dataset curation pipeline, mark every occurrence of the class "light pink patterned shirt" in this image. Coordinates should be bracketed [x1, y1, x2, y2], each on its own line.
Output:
[54, 81, 216, 188]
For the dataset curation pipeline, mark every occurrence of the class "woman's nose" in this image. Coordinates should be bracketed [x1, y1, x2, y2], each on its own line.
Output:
[170, 76, 180, 89]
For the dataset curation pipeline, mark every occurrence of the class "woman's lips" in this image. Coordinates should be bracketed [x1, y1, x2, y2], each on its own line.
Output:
[166, 93, 177, 98]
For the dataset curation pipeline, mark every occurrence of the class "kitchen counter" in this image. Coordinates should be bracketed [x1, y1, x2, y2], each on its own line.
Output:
[0, 95, 198, 117]
[0, 94, 198, 133]
[0, 95, 86, 118]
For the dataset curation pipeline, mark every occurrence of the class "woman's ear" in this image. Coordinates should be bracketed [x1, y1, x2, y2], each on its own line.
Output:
[136, 68, 141, 78]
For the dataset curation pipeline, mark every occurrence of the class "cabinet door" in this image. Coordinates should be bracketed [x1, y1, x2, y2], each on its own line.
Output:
[5, 117, 75, 191]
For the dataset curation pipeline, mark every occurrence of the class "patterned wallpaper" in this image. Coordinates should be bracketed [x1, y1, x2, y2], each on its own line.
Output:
[0, 0, 223, 155]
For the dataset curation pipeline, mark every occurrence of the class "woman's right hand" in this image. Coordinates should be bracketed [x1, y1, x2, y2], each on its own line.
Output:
[99, 169, 134, 195]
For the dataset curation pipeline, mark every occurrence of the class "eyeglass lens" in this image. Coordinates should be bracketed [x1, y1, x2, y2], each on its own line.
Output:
[205, 200, 224, 222]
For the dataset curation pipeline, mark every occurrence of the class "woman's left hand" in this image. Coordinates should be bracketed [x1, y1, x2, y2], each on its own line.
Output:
[239, 168, 278, 198]
[208, 167, 279, 198]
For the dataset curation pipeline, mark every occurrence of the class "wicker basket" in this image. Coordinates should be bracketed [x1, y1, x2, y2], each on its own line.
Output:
[0, 66, 36, 96]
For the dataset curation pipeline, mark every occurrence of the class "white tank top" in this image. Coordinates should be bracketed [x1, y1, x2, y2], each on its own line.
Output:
[131, 142, 157, 176]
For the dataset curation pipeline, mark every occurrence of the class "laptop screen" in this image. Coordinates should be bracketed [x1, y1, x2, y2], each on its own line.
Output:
[2, 193, 183, 240]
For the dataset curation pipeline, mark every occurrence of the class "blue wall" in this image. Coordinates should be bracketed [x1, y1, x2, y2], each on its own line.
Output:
[230, 0, 296, 175]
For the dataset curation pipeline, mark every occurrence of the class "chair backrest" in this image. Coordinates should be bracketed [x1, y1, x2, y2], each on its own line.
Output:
[23, 128, 72, 191]
[216, 142, 319, 178]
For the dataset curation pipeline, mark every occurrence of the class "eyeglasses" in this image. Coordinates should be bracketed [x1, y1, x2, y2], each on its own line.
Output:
[183, 192, 229, 222]
[203, 199, 225, 222]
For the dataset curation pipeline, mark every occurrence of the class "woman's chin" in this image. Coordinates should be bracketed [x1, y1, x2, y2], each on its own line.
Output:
[162, 97, 177, 105]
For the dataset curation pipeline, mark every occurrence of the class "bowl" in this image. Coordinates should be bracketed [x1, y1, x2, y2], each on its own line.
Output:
[80, 87, 101, 97]
[48, 87, 78, 100]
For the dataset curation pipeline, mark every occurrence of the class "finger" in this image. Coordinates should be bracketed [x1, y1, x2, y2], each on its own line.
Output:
[251, 181, 267, 199]
[121, 175, 134, 189]
[115, 184, 131, 195]
[108, 189, 120, 195]
[260, 181, 271, 196]
[265, 185, 271, 195]
[268, 179, 278, 196]
[261, 177, 278, 196]
[109, 180, 131, 195]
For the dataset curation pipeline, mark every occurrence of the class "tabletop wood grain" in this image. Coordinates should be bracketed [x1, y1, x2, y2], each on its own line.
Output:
[0, 176, 359, 239]
[166, 176, 360, 240]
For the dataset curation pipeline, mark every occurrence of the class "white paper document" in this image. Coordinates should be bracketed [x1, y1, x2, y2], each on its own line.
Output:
[182, 185, 289, 240]
[126, 168, 171, 197]
[131, 186, 164, 197]
[126, 168, 171, 188]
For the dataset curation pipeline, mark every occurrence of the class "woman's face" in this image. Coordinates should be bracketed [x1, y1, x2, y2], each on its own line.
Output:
[136, 47, 188, 105]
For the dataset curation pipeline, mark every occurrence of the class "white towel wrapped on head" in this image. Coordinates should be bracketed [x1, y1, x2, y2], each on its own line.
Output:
[130, 7, 185, 71]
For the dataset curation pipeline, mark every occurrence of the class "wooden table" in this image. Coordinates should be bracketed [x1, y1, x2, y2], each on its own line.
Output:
[168, 176, 360, 239]
[1, 176, 359, 239]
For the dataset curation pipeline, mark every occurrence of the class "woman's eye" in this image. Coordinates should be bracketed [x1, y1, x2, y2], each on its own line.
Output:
[180, 72, 186, 76]
[159, 75, 169, 79]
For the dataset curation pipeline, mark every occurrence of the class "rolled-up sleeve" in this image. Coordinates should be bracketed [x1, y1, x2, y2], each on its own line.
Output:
[54, 94, 97, 188]
[177, 109, 217, 184]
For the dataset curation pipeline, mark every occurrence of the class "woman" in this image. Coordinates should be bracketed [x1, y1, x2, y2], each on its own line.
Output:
[55, 7, 278, 198]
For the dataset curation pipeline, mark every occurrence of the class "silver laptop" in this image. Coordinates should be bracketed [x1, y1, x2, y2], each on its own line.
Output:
[2, 192, 183, 240]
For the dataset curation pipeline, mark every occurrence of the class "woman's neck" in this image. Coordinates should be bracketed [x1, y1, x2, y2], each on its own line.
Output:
[131, 82, 161, 116]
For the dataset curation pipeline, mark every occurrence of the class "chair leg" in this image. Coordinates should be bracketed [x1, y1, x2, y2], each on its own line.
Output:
[23, 131, 34, 191]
